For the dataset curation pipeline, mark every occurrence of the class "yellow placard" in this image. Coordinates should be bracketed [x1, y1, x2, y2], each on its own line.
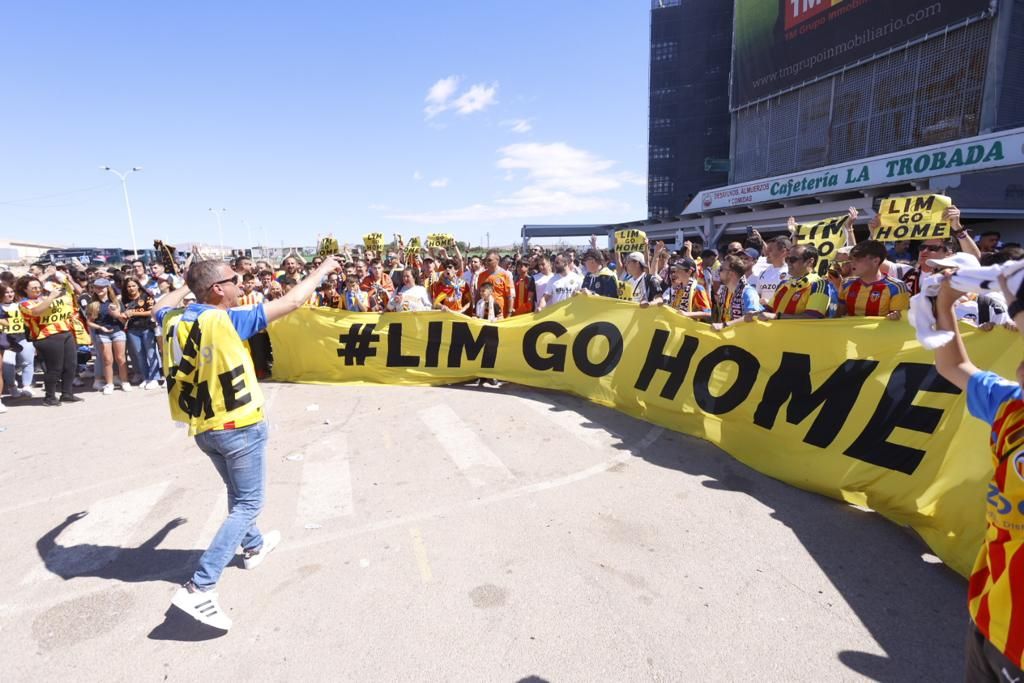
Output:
[405, 236, 422, 257]
[363, 232, 385, 253]
[317, 236, 340, 257]
[269, 296, 1008, 578]
[795, 215, 847, 277]
[614, 229, 647, 254]
[426, 233, 456, 248]
[876, 194, 952, 241]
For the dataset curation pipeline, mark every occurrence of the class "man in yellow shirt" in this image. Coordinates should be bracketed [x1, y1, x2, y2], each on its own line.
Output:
[155, 256, 341, 630]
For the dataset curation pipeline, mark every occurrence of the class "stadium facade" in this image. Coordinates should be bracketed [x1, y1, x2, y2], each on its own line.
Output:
[524, 0, 1024, 248]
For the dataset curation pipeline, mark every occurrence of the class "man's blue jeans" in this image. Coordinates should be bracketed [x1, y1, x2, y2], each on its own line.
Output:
[191, 421, 268, 589]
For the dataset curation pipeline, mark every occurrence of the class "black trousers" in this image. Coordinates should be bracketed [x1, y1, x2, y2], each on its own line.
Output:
[34, 332, 76, 398]
[966, 622, 1024, 682]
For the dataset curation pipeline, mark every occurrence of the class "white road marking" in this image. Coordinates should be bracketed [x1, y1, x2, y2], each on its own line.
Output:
[418, 404, 514, 487]
[20, 481, 171, 585]
[409, 527, 433, 583]
[295, 433, 354, 525]
[284, 448, 634, 554]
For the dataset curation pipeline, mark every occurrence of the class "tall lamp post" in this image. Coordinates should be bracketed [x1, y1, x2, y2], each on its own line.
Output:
[100, 165, 142, 258]
[209, 208, 227, 260]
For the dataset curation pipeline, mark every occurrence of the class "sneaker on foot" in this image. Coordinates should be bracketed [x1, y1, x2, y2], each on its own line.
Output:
[144, 379, 161, 390]
[93, 381, 104, 391]
[43, 397, 62, 407]
[19, 387, 35, 398]
[242, 530, 281, 570]
[60, 394, 84, 403]
[0, 400, 7, 414]
[72, 377, 85, 387]
[102, 384, 114, 395]
[171, 582, 232, 631]
[121, 382, 133, 392]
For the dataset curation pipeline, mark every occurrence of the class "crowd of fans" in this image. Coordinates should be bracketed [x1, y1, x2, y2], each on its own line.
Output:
[0, 203, 1017, 412]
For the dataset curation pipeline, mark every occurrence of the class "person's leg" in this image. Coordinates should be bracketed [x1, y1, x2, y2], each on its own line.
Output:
[112, 338, 129, 383]
[90, 335, 104, 385]
[34, 335, 61, 399]
[59, 333, 76, 396]
[143, 328, 162, 381]
[125, 330, 143, 379]
[100, 340, 113, 386]
[190, 422, 268, 589]
[18, 341, 35, 390]
[1, 350, 13, 393]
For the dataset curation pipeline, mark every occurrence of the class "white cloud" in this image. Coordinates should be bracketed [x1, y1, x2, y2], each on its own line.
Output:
[501, 118, 533, 133]
[386, 142, 639, 224]
[453, 82, 498, 115]
[429, 178, 449, 188]
[413, 170, 423, 181]
[424, 76, 460, 119]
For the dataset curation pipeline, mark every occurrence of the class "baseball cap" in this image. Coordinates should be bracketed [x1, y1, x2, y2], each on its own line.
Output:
[743, 248, 760, 260]
[927, 252, 980, 271]
[673, 257, 697, 271]
[626, 252, 647, 267]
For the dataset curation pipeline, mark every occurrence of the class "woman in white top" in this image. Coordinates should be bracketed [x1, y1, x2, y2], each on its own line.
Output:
[387, 268, 432, 312]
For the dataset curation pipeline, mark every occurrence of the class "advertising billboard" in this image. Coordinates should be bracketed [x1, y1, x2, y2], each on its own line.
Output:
[732, 0, 994, 109]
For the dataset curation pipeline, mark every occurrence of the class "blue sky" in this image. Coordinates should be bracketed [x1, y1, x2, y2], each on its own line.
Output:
[0, 1, 650, 250]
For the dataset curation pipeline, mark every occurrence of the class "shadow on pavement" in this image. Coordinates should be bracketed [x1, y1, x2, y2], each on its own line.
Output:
[148, 607, 229, 642]
[36, 511, 201, 584]
[490, 383, 966, 683]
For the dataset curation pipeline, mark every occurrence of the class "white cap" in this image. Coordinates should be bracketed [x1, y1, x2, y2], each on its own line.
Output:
[626, 252, 647, 267]
[927, 252, 980, 271]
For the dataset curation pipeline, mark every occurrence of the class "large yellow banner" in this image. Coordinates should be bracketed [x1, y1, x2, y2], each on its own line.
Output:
[268, 296, 1014, 577]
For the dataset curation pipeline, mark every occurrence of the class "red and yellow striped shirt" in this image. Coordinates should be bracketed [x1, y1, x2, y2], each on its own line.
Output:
[967, 374, 1024, 667]
[770, 274, 832, 318]
[839, 276, 909, 317]
[20, 286, 77, 340]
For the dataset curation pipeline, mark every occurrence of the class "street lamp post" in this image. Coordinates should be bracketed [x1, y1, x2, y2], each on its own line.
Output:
[209, 208, 227, 260]
[100, 166, 142, 258]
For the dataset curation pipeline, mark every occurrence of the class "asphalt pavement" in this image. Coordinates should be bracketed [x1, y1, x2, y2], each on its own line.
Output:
[0, 380, 967, 681]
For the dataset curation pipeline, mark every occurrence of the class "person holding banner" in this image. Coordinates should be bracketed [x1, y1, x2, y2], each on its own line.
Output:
[543, 254, 583, 308]
[388, 268, 432, 312]
[750, 237, 790, 307]
[579, 249, 618, 299]
[156, 255, 342, 631]
[364, 259, 394, 312]
[758, 245, 835, 320]
[476, 251, 513, 317]
[711, 255, 762, 330]
[17, 272, 83, 406]
[1, 283, 35, 399]
[431, 260, 471, 314]
[931, 271, 1024, 681]
[837, 241, 909, 320]
[648, 258, 711, 321]
[618, 252, 661, 304]
[511, 260, 536, 316]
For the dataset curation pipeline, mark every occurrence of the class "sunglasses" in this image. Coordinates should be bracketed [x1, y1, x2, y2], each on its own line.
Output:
[920, 244, 947, 253]
[785, 255, 806, 264]
[210, 274, 239, 289]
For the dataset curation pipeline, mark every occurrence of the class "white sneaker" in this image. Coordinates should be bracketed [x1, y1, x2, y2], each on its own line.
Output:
[19, 387, 35, 398]
[144, 379, 161, 390]
[102, 384, 114, 395]
[0, 400, 7, 414]
[242, 530, 281, 570]
[171, 583, 232, 631]
[121, 382, 133, 392]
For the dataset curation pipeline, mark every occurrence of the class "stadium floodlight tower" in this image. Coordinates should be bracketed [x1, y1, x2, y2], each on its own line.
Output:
[100, 165, 143, 259]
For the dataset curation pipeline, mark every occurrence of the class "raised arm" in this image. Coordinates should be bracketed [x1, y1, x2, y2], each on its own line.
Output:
[263, 257, 341, 323]
[948, 206, 981, 260]
[152, 284, 192, 321]
[933, 276, 978, 391]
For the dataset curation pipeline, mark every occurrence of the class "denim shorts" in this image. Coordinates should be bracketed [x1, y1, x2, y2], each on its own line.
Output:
[93, 330, 126, 344]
